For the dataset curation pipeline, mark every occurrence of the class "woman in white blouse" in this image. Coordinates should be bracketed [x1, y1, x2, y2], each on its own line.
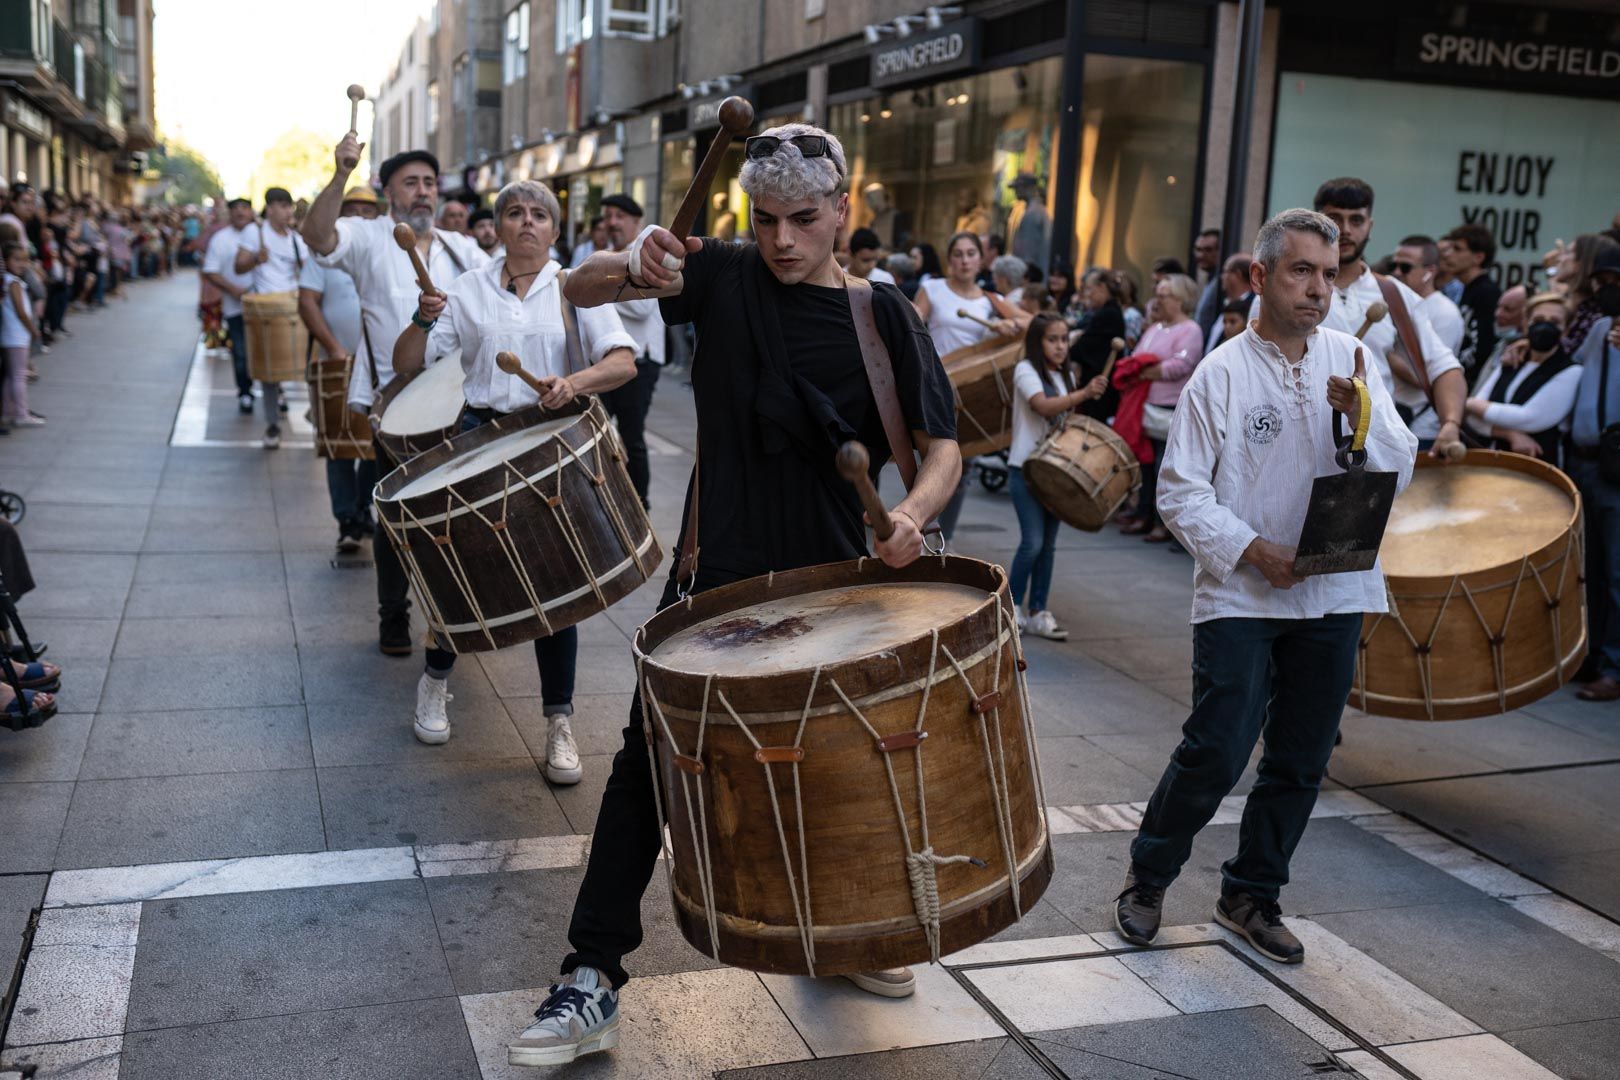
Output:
[1464, 292, 1582, 465]
[392, 179, 637, 780]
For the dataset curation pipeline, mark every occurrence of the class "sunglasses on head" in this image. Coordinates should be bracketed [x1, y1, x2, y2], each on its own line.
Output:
[744, 134, 833, 164]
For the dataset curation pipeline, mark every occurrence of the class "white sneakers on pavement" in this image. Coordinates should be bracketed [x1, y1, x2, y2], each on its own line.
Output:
[509, 967, 620, 1067]
[544, 714, 582, 784]
[413, 673, 452, 745]
[1024, 609, 1069, 641]
[842, 967, 917, 998]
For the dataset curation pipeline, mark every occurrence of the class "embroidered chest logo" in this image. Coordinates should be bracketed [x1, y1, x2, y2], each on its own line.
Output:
[1244, 404, 1282, 445]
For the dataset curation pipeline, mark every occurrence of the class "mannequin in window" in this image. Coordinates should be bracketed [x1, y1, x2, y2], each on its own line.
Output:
[710, 191, 737, 243]
[954, 187, 990, 241]
[1007, 172, 1051, 269]
[863, 181, 900, 249]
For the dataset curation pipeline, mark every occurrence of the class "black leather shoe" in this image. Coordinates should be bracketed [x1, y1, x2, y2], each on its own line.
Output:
[1215, 891, 1304, 964]
[1114, 875, 1165, 946]
[379, 615, 413, 657]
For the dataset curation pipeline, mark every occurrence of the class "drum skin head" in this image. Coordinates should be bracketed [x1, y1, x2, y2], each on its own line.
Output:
[1382, 465, 1574, 578]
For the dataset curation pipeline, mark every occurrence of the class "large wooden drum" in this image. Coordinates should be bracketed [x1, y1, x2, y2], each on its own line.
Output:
[942, 337, 1023, 458]
[372, 353, 465, 464]
[242, 291, 307, 383]
[373, 398, 661, 653]
[308, 350, 374, 460]
[1355, 451, 1586, 720]
[1022, 416, 1141, 532]
[635, 555, 1052, 975]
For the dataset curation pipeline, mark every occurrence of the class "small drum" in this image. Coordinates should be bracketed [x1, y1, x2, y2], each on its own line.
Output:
[1356, 451, 1586, 721]
[308, 350, 374, 460]
[636, 555, 1052, 975]
[942, 337, 1023, 458]
[371, 353, 466, 464]
[1022, 416, 1141, 532]
[373, 397, 660, 653]
[242, 291, 307, 384]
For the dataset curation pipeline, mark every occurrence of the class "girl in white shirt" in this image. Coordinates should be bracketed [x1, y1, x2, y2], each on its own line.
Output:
[391, 180, 637, 778]
[2, 242, 42, 426]
[1007, 313, 1107, 640]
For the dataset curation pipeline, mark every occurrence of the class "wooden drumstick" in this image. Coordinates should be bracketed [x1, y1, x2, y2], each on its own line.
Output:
[670, 97, 753, 241]
[1354, 301, 1389, 340]
[1100, 337, 1125, 382]
[957, 307, 1000, 332]
[393, 223, 436, 295]
[346, 84, 365, 134]
[836, 441, 893, 542]
[495, 351, 549, 398]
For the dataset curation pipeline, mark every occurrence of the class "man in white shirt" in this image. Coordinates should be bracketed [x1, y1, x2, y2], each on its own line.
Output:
[234, 187, 307, 447]
[392, 179, 637, 768]
[302, 138, 488, 662]
[598, 193, 667, 508]
[468, 208, 503, 260]
[1389, 234, 1464, 354]
[1116, 208, 1417, 966]
[299, 186, 378, 554]
[201, 197, 257, 413]
[847, 227, 895, 285]
[1310, 178, 1466, 456]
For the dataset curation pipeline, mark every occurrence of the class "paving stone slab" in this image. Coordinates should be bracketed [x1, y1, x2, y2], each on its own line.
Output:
[0, 874, 45, 1004]
[17, 502, 153, 554]
[715, 1038, 1046, 1079]
[305, 697, 528, 767]
[111, 614, 295, 658]
[318, 758, 571, 850]
[1502, 1016, 1620, 1080]
[1312, 898, 1620, 1031]
[425, 865, 721, 996]
[52, 768, 325, 870]
[1384, 1033, 1562, 1079]
[77, 705, 312, 779]
[967, 954, 1180, 1032]
[0, 782, 75, 873]
[760, 963, 1003, 1058]
[99, 647, 304, 711]
[4, 904, 141, 1046]
[124, 879, 454, 1030]
[0, 1036, 121, 1080]
[1510, 847, 1620, 922]
[0, 713, 94, 782]
[1030, 1006, 1344, 1080]
[141, 505, 283, 553]
[119, 997, 480, 1080]
[1025, 677, 1189, 738]
[1034, 735, 1162, 806]
[4, 617, 120, 663]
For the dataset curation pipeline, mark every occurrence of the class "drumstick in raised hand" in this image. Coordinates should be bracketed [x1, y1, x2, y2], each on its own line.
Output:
[347, 84, 365, 134]
[1354, 301, 1389, 340]
[836, 441, 894, 542]
[393, 223, 437, 295]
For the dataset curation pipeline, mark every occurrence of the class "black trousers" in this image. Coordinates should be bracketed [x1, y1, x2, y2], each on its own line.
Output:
[562, 578, 680, 989]
[600, 356, 660, 508]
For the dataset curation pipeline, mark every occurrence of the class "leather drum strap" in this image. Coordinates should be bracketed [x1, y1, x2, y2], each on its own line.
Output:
[557, 269, 586, 375]
[1374, 274, 1431, 400]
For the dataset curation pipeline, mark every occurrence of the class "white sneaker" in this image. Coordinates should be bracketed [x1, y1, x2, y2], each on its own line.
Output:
[508, 966, 620, 1067]
[1026, 609, 1069, 641]
[1014, 605, 1029, 630]
[413, 673, 452, 744]
[842, 967, 917, 998]
[262, 425, 280, 450]
[544, 714, 582, 784]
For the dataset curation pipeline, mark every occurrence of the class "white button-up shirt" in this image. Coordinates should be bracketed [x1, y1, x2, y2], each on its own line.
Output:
[427, 258, 636, 413]
[1324, 272, 1460, 440]
[237, 223, 307, 295]
[202, 224, 254, 318]
[1159, 323, 1418, 624]
[317, 216, 489, 409]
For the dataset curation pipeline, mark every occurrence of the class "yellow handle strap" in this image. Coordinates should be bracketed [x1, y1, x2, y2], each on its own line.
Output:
[1351, 376, 1371, 453]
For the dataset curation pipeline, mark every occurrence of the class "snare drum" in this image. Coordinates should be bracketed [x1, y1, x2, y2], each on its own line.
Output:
[242, 291, 307, 384]
[371, 353, 466, 464]
[308, 350, 374, 460]
[1021, 416, 1141, 532]
[1356, 451, 1586, 720]
[636, 555, 1052, 975]
[373, 397, 660, 652]
[942, 338, 1023, 458]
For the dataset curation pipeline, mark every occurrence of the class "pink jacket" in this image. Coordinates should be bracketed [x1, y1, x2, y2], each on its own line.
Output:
[1139, 319, 1205, 407]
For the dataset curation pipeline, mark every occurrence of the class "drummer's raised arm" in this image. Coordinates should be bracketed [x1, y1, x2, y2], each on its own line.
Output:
[393, 289, 448, 377]
[563, 226, 700, 308]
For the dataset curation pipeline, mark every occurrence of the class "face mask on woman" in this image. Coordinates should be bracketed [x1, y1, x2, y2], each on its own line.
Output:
[1526, 320, 1562, 352]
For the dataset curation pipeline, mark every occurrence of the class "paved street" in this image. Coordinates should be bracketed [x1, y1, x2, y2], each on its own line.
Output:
[1, 270, 1617, 1079]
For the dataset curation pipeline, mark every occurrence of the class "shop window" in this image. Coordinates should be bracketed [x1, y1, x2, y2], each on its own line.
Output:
[605, 0, 677, 40]
[556, 0, 594, 52]
[504, 3, 530, 84]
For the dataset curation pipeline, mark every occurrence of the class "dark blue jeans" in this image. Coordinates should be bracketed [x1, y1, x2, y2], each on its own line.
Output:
[420, 408, 577, 714]
[1130, 613, 1361, 901]
[225, 314, 251, 395]
[1008, 467, 1059, 612]
[325, 457, 377, 529]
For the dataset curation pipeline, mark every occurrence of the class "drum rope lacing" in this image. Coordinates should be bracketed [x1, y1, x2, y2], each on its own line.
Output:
[638, 582, 1046, 971]
[1359, 528, 1583, 718]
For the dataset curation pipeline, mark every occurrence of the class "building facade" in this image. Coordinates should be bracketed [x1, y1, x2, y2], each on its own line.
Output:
[0, 0, 155, 200]
[371, 17, 431, 173]
[426, 0, 502, 197]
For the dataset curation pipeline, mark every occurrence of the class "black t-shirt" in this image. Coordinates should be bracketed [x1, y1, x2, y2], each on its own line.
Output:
[1074, 301, 1126, 421]
[1458, 274, 1501, 377]
[659, 239, 957, 592]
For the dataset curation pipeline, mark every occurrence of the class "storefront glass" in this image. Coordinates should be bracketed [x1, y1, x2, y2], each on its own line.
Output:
[1270, 72, 1620, 289]
[830, 53, 1202, 289]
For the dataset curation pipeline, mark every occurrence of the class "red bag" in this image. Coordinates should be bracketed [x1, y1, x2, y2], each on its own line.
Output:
[1110, 352, 1160, 465]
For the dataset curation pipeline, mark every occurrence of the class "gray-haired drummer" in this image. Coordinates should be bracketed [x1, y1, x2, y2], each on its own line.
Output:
[498, 122, 961, 1068]
[392, 180, 637, 771]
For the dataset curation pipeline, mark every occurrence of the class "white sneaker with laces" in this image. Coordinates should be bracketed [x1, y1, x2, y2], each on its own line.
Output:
[413, 673, 452, 744]
[508, 966, 620, 1066]
[1026, 609, 1069, 641]
[842, 967, 917, 998]
[544, 714, 582, 784]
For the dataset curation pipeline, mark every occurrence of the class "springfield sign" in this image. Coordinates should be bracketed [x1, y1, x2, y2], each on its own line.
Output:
[1398, 24, 1620, 97]
[870, 19, 980, 89]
